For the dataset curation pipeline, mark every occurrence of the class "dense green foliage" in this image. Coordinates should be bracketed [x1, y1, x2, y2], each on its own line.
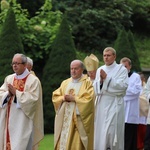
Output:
[127, 0, 150, 35]
[23, 0, 62, 60]
[16, 0, 44, 17]
[0, 0, 149, 69]
[0, 7, 24, 85]
[0, 0, 62, 78]
[42, 16, 76, 133]
[52, 0, 133, 52]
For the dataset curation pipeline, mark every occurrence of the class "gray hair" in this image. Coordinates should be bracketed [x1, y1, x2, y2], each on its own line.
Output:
[13, 53, 27, 64]
[71, 60, 85, 69]
[27, 57, 33, 66]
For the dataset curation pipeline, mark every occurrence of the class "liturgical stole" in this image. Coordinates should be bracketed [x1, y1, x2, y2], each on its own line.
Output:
[6, 75, 29, 150]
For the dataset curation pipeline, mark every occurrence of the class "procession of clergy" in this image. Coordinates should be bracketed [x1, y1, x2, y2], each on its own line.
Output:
[53, 47, 150, 150]
[0, 47, 150, 150]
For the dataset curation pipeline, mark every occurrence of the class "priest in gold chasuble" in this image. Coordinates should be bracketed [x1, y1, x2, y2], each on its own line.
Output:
[52, 60, 95, 150]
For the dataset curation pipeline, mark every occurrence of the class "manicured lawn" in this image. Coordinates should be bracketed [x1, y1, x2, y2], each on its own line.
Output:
[39, 134, 54, 150]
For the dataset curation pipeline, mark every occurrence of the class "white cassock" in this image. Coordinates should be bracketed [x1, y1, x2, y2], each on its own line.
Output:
[124, 72, 142, 124]
[93, 61, 128, 150]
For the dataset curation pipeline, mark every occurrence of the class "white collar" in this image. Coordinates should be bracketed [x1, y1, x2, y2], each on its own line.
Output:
[72, 74, 83, 83]
[105, 61, 116, 69]
[15, 68, 30, 79]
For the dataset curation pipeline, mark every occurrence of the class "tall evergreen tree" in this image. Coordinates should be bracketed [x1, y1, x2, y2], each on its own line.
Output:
[114, 29, 141, 72]
[114, 29, 134, 64]
[0, 7, 24, 85]
[42, 15, 76, 133]
[128, 30, 141, 72]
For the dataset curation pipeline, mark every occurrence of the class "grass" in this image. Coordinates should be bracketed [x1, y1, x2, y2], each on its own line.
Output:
[38, 134, 54, 150]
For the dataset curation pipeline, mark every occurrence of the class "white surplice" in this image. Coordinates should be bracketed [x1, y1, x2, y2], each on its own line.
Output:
[124, 72, 142, 124]
[93, 61, 128, 150]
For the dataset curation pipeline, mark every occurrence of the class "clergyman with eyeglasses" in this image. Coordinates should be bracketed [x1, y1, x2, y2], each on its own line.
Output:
[0, 53, 44, 150]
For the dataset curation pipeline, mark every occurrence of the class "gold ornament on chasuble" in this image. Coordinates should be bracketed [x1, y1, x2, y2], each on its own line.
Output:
[13, 76, 28, 91]
[68, 88, 75, 96]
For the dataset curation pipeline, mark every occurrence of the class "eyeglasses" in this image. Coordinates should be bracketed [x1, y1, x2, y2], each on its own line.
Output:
[11, 62, 24, 66]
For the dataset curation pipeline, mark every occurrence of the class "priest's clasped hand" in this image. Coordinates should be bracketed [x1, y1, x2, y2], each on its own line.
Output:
[100, 69, 107, 82]
[64, 94, 75, 102]
[8, 84, 16, 96]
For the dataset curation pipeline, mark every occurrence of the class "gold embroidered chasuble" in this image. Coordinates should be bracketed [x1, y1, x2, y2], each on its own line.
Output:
[52, 75, 95, 150]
